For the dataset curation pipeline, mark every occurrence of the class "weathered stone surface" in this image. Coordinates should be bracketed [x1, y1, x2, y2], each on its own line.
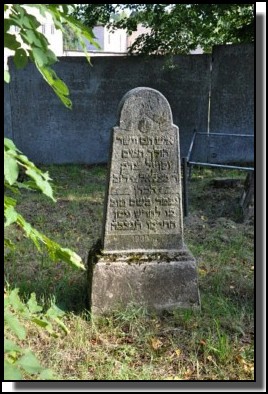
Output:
[89, 87, 200, 313]
[88, 250, 200, 314]
[103, 87, 183, 252]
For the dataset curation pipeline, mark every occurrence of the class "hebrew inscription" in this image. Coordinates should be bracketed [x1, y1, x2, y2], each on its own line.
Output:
[103, 88, 184, 251]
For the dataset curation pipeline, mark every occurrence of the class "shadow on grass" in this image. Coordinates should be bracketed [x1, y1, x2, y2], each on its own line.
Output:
[9, 279, 89, 315]
[5, 166, 253, 318]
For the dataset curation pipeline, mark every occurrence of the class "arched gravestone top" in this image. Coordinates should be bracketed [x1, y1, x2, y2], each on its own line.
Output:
[103, 87, 184, 252]
[117, 87, 173, 132]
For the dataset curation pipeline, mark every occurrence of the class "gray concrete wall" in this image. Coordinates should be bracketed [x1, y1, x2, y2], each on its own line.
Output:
[4, 82, 13, 140]
[6, 54, 211, 164]
[210, 44, 254, 135]
[4, 44, 254, 165]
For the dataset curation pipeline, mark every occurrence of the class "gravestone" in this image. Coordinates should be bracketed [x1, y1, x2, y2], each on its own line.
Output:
[88, 87, 200, 314]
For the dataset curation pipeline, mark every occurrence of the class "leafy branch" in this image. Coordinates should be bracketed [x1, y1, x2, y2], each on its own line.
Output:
[4, 138, 85, 271]
[4, 4, 98, 380]
[4, 288, 70, 380]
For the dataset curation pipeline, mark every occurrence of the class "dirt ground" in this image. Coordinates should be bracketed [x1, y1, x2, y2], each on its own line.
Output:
[184, 172, 254, 237]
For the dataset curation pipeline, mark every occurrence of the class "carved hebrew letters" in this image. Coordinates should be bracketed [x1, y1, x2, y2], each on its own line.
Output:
[103, 88, 184, 251]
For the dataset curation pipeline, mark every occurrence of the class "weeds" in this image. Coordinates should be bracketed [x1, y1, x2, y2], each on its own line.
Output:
[4, 165, 254, 380]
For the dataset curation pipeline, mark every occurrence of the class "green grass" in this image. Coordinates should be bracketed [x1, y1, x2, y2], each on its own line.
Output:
[4, 165, 254, 380]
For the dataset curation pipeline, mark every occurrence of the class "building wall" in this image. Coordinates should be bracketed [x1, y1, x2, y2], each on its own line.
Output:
[85, 26, 105, 51]
[104, 27, 128, 52]
[83, 26, 127, 53]
[5, 5, 63, 58]
[64, 51, 127, 57]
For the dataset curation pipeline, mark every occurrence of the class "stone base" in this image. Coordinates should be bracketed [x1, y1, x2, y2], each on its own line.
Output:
[88, 245, 200, 315]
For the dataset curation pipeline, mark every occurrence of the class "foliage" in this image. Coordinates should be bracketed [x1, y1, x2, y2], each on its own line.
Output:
[4, 288, 70, 380]
[72, 4, 121, 28]
[73, 4, 254, 54]
[63, 24, 80, 51]
[4, 2, 99, 271]
[4, 4, 99, 106]
[4, 3, 98, 380]
[4, 138, 85, 271]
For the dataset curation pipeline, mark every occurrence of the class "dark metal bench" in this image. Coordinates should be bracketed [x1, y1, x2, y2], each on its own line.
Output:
[182, 132, 254, 216]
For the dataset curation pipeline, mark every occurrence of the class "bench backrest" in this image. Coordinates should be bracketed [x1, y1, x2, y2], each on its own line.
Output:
[187, 132, 254, 166]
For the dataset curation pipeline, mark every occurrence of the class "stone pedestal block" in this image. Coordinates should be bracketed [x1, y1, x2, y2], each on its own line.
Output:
[88, 247, 200, 314]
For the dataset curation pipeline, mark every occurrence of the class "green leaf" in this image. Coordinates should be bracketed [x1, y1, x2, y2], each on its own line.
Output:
[16, 216, 42, 251]
[16, 181, 37, 191]
[4, 138, 18, 151]
[4, 19, 13, 33]
[15, 214, 84, 270]
[22, 30, 42, 47]
[21, 14, 40, 30]
[33, 317, 57, 337]
[4, 195, 17, 207]
[4, 339, 22, 353]
[4, 311, 26, 340]
[54, 247, 85, 270]
[4, 361, 22, 380]
[46, 48, 58, 65]
[25, 168, 55, 201]
[5, 181, 20, 194]
[9, 289, 28, 314]
[4, 152, 19, 185]
[50, 316, 70, 335]
[46, 304, 69, 334]
[4, 70, 10, 83]
[37, 65, 73, 109]
[32, 48, 49, 67]
[14, 48, 28, 69]
[53, 92, 72, 109]
[60, 4, 70, 14]
[38, 369, 57, 380]
[4, 33, 21, 50]
[4, 238, 15, 250]
[27, 294, 43, 314]
[4, 206, 18, 227]
[32, 317, 51, 329]
[52, 78, 69, 96]
[16, 350, 44, 374]
[17, 153, 42, 167]
[47, 303, 65, 318]
[42, 171, 52, 181]
[37, 63, 54, 84]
